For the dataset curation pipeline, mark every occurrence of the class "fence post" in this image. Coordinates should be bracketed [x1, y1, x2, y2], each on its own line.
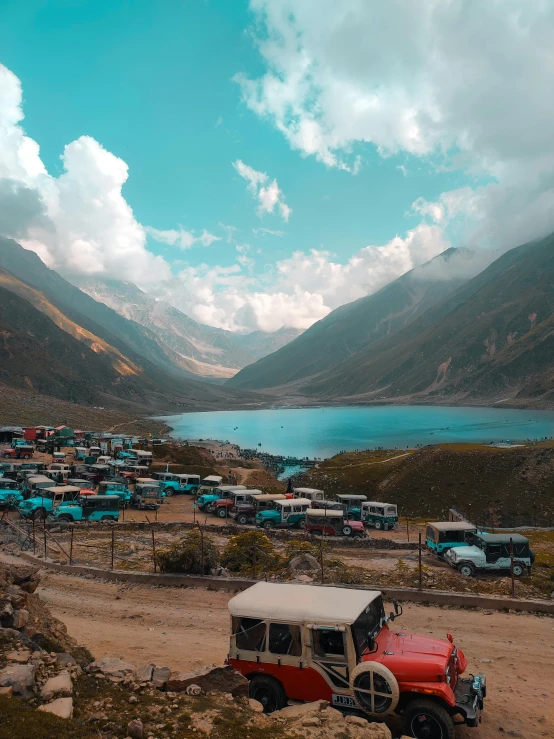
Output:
[152, 527, 157, 573]
[111, 528, 115, 570]
[69, 526, 74, 565]
[418, 532, 423, 590]
[252, 545, 257, 580]
[510, 537, 515, 598]
[32, 516, 36, 555]
[43, 525, 47, 558]
[319, 536, 325, 584]
[406, 516, 410, 542]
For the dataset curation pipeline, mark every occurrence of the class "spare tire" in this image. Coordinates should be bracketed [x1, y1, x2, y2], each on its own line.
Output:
[349, 661, 399, 717]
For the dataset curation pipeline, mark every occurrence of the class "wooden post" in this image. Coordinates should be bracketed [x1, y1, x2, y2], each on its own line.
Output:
[69, 526, 74, 565]
[111, 528, 115, 570]
[43, 525, 47, 558]
[510, 536, 515, 598]
[32, 515, 36, 555]
[406, 516, 410, 543]
[252, 545, 257, 580]
[418, 532, 423, 590]
[152, 527, 157, 573]
[319, 536, 325, 584]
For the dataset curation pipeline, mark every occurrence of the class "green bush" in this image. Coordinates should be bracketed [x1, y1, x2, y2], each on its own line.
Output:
[155, 528, 220, 574]
[221, 530, 282, 574]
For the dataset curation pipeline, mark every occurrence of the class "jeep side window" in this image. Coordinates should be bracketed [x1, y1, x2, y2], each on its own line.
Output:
[268, 623, 302, 656]
[234, 617, 267, 652]
[486, 544, 502, 562]
[312, 629, 346, 659]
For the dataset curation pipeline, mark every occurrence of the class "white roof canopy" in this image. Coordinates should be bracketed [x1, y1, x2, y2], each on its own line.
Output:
[229, 582, 381, 625]
[306, 508, 344, 518]
[336, 494, 367, 501]
[293, 487, 324, 495]
[428, 521, 476, 531]
[273, 497, 311, 507]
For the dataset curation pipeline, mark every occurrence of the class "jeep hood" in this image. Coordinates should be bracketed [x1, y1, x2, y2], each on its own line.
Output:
[447, 545, 481, 558]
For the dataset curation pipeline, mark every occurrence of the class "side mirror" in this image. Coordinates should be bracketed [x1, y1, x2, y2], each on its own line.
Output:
[389, 611, 396, 622]
[367, 635, 375, 653]
[393, 600, 403, 617]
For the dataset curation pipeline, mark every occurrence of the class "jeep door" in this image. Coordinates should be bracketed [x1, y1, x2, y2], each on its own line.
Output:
[308, 626, 354, 700]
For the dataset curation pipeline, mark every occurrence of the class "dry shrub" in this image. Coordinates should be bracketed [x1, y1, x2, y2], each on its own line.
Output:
[155, 528, 220, 574]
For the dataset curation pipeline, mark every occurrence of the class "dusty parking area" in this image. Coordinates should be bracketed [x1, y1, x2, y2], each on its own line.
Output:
[36, 569, 554, 739]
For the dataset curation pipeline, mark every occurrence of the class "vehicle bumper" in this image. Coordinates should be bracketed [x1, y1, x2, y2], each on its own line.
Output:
[453, 673, 486, 727]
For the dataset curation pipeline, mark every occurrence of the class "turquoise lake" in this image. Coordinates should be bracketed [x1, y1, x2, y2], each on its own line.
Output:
[158, 406, 554, 459]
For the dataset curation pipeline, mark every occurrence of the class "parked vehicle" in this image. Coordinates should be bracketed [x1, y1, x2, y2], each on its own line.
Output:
[97, 480, 130, 506]
[48, 463, 71, 472]
[425, 522, 477, 557]
[335, 494, 368, 521]
[24, 475, 56, 496]
[311, 499, 347, 513]
[84, 464, 111, 485]
[50, 495, 120, 523]
[0, 479, 23, 509]
[132, 482, 162, 510]
[52, 452, 66, 461]
[305, 509, 366, 538]
[117, 450, 138, 462]
[45, 469, 70, 484]
[212, 489, 262, 518]
[18, 485, 82, 519]
[361, 502, 398, 530]
[293, 487, 325, 502]
[233, 494, 287, 526]
[135, 450, 153, 465]
[197, 484, 246, 512]
[196, 475, 224, 496]
[256, 498, 312, 530]
[159, 473, 201, 497]
[73, 446, 88, 461]
[228, 582, 486, 738]
[445, 532, 535, 577]
[3, 445, 33, 459]
[88, 446, 102, 458]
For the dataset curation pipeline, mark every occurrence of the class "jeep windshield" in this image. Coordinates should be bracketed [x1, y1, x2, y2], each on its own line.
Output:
[351, 596, 386, 657]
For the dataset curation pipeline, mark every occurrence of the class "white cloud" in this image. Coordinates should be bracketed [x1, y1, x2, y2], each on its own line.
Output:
[237, 0, 554, 251]
[252, 227, 285, 237]
[146, 226, 221, 249]
[233, 159, 291, 221]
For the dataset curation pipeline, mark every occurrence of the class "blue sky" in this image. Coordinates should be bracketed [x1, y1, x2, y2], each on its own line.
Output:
[1, 1, 553, 331]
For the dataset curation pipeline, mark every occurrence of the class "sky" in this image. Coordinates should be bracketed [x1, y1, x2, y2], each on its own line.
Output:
[1, 0, 554, 332]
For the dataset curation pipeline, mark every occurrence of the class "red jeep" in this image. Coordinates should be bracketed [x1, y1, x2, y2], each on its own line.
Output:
[305, 508, 366, 538]
[228, 582, 485, 739]
[3, 446, 33, 460]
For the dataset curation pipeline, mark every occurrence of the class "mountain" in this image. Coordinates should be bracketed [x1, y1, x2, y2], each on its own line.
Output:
[74, 278, 303, 379]
[227, 248, 475, 390]
[288, 233, 554, 403]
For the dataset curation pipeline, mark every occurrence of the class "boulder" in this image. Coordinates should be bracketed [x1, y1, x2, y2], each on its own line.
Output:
[289, 553, 320, 572]
[127, 718, 144, 738]
[88, 657, 136, 679]
[166, 665, 248, 699]
[6, 650, 31, 663]
[11, 609, 29, 629]
[0, 686, 13, 697]
[249, 698, 264, 713]
[40, 670, 73, 701]
[37, 697, 74, 719]
[0, 663, 35, 697]
[152, 666, 171, 688]
[137, 664, 155, 682]
[55, 653, 77, 668]
[274, 700, 330, 719]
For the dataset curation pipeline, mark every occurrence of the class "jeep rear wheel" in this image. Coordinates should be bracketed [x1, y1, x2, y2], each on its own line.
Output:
[402, 698, 455, 739]
[217, 507, 228, 518]
[163, 487, 173, 497]
[248, 675, 287, 714]
[374, 520, 383, 530]
[32, 507, 46, 521]
[237, 514, 248, 525]
[57, 515, 73, 522]
[263, 520, 274, 529]
[342, 525, 353, 536]
[512, 562, 525, 577]
[298, 518, 306, 529]
[457, 562, 475, 577]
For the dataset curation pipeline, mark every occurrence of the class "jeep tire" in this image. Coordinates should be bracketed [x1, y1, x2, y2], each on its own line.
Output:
[263, 520, 274, 529]
[163, 487, 173, 497]
[457, 562, 475, 577]
[512, 562, 525, 577]
[237, 514, 248, 525]
[402, 697, 455, 739]
[374, 520, 383, 530]
[248, 674, 287, 714]
[217, 507, 228, 518]
[342, 525, 353, 536]
[350, 661, 399, 716]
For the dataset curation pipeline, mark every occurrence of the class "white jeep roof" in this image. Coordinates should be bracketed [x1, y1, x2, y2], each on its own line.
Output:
[203, 475, 223, 483]
[336, 494, 367, 501]
[428, 521, 476, 532]
[228, 582, 381, 625]
[273, 497, 312, 508]
[293, 487, 324, 495]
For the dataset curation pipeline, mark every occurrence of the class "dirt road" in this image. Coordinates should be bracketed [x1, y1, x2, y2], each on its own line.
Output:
[36, 570, 554, 739]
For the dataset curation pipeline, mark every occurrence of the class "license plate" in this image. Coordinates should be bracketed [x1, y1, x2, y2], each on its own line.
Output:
[332, 694, 356, 708]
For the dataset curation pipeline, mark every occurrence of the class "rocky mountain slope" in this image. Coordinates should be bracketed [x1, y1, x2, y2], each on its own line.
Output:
[297, 233, 554, 403]
[227, 248, 473, 390]
[75, 277, 302, 379]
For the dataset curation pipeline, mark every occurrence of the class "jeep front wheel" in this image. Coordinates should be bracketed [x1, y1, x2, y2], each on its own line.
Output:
[342, 525, 353, 536]
[374, 520, 383, 530]
[237, 514, 248, 525]
[457, 562, 475, 577]
[248, 675, 287, 714]
[217, 507, 228, 518]
[263, 521, 274, 530]
[402, 697, 455, 739]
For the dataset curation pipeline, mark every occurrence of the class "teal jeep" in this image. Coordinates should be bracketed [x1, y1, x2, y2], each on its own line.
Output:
[256, 498, 312, 530]
[335, 494, 368, 521]
[159, 474, 201, 496]
[426, 522, 477, 556]
[50, 495, 120, 523]
[97, 480, 131, 506]
[197, 484, 246, 512]
[0, 479, 23, 509]
[361, 501, 399, 530]
[18, 485, 82, 519]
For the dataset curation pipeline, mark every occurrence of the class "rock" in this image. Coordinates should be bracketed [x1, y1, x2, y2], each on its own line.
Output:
[294, 574, 313, 583]
[166, 665, 248, 699]
[152, 666, 171, 688]
[302, 716, 321, 726]
[55, 653, 77, 668]
[137, 664, 155, 682]
[481, 658, 494, 663]
[273, 700, 329, 719]
[127, 718, 144, 738]
[40, 670, 73, 701]
[0, 663, 35, 697]
[88, 657, 136, 679]
[346, 715, 369, 727]
[319, 706, 344, 722]
[129, 695, 139, 704]
[186, 684, 202, 696]
[6, 650, 30, 663]
[37, 697, 73, 719]
[289, 553, 320, 572]
[249, 698, 264, 712]
[12, 609, 29, 629]
[0, 686, 13, 697]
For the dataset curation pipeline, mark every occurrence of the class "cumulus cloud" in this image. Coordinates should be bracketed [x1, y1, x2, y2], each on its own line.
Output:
[233, 159, 291, 221]
[146, 226, 221, 249]
[237, 0, 554, 251]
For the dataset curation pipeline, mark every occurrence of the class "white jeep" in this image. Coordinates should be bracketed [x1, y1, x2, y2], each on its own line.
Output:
[444, 532, 534, 577]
